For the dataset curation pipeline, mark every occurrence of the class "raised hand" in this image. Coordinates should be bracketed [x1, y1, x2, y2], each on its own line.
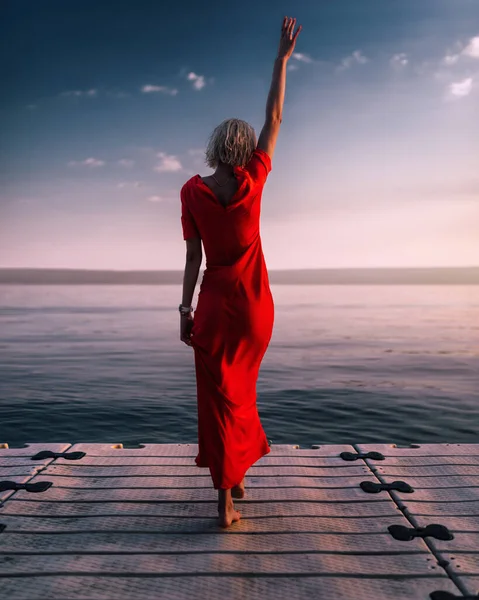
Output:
[277, 16, 302, 61]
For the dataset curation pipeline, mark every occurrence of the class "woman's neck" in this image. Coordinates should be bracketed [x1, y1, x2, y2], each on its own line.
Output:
[214, 163, 234, 177]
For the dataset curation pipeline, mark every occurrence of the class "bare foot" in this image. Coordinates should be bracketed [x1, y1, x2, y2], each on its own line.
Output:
[218, 488, 241, 528]
[231, 478, 245, 499]
[218, 504, 241, 528]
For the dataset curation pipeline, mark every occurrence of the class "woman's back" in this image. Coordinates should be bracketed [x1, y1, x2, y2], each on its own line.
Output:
[181, 148, 272, 268]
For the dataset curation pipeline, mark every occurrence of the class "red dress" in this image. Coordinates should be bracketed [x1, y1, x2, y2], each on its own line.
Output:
[180, 148, 273, 489]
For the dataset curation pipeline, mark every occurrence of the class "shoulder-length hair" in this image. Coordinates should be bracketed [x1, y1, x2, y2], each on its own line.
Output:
[205, 118, 257, 169]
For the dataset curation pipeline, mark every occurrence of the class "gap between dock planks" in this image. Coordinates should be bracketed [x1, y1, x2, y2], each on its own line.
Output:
[0, 442, 478, 600]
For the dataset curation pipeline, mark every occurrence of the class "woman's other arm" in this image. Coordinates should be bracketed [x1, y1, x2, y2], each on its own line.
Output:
[180, 237, 202, 346]
[257, 16, 302, 160]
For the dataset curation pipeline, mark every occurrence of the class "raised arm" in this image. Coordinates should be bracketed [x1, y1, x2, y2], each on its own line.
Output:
[257, 17, 302, 160]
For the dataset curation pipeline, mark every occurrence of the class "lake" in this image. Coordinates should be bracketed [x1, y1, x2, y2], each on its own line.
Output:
[0, 284, 477, 447]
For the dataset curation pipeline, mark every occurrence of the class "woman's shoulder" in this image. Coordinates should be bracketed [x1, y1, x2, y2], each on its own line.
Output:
[181, 175, 201, 197]
[240, 148, 272, 187]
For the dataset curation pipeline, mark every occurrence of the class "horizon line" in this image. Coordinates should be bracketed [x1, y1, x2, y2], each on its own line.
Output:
[1, 266, 478, 272]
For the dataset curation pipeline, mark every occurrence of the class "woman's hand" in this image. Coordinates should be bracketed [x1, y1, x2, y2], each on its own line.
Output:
[277, 16, 302, 61]
[180, 313, 194, 346]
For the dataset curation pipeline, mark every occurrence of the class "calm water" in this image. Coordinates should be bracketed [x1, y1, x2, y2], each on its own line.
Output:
[0, 284, 477, 447]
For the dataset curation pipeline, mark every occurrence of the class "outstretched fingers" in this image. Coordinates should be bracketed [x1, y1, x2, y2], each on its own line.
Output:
[293, 24, 302, 41]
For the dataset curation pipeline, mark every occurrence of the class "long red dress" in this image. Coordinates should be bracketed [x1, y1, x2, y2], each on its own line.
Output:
[180, 148, 273, 489]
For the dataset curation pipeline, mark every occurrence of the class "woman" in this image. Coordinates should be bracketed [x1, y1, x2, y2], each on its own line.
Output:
[179, 16, 302, 528]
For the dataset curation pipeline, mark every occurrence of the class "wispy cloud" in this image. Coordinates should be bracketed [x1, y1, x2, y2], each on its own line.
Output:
[462, 36, 479, 59]
[444, 53, 460, 66]
[141, 84, 178, 95]
[338, 50, 369, 71]
[147, 195, 165, 202]
[443, 35, 479, 65]
[188, 148, 205, 156]
[449, 77, 473, 98]
[117, 181, 142, 189]
[291, 52, 313, 64]
[287, 63, 299, 72]
[188, 148, 205, 167]
[187, 72, 206, 90]
[61, 89, 97, 97]
[154, 152, 182, 172]
[68, 157, 105, 167]
[390, 53, 408, 68]
[118, 159, 135, 168]
[106, 89, 130, 99]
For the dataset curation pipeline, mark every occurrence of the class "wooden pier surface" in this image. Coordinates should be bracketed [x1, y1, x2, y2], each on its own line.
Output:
[0, 442, 478, 599]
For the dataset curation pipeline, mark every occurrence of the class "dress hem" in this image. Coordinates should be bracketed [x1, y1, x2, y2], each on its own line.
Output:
[195, 440, 271, 490]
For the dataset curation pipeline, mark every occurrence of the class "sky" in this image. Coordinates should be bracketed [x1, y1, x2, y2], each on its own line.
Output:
[1, 0, 478, 270]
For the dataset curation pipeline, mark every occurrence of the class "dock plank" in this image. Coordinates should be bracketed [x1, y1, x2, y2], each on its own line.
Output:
[0, 514, 411, 534]
[40, 464, 372, 477]
[0, 552, 446, 575]
[9, 486, 396, 503]
[24, 474, 378, 489]
[356, 443, 479, 456]
[0, 499, 403, 518]
[51, 455, 371, 467]
[67, 443, 355, 456]
[373, 464, 479, 477]
[0, 531, 435, 554]
[461, 576, 479, 598]
[442, 553, 479, 575]
[0, 575, 461, 600]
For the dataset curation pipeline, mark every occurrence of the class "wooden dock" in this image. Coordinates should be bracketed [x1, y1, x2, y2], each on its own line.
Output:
[0, 442, 478, 599]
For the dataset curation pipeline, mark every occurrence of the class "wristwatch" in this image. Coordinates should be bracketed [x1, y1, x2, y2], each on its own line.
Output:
[179, 304, 194, 315]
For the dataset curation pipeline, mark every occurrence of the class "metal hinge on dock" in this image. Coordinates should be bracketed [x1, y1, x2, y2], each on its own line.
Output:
[389, 523, 454, 541]
[360, 480, 413, 493]
[31, 450, 86, 460]
[340, 451, 385, 461]
[0, 481, 52, 492]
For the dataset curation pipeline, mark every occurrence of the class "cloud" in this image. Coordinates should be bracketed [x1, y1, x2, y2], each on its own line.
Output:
[61, 89, 97, 97]
[117, 181, 142, 189]
[106, 90, 130, 99]
[141, 84, 178, 95]
[187, 72, 206, 90]
[188, 148, 205, 167]
[463, 36, 479, 59]
[449, 77, 473, 97]
[147, 195, 165, 202]
[444, 53, 460, 66]
[154, 152, 182, 172]
[390, 53, 408, 68]
[26, 104, 37, 110]
[291, 52, 313, 64]
[188, 148, 205, 158]
[338, 50, 369, 71]
[443, 35, 479, 65]
[118, 159, 135, 168]
[287, 63, 299, 71]
[68, 157, 105, 167]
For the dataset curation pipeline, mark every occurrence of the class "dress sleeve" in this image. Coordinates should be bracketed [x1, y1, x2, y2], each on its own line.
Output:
[180, 185, 200, 240]
[244, 148, 272, 186]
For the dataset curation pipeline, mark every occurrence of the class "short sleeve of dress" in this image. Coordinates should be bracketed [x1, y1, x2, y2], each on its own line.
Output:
[243, 148, 272, 186]
[180, 184, 200, 240]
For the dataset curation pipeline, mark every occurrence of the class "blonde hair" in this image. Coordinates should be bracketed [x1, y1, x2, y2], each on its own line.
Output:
[205, 118, 257, 169]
